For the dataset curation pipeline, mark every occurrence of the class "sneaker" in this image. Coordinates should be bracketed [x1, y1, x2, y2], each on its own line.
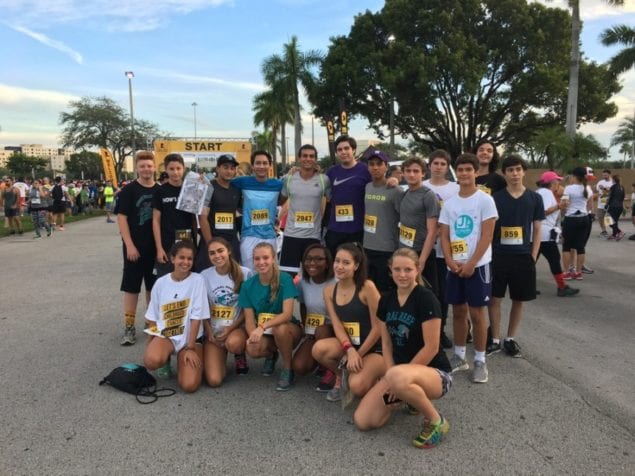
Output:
[33, 234, 41, 239]
[503, 339, 522, 358]
[316, 368, 336, 392]
[600, 230, 608, 237]
[156, 360, 173, 379]
[471, 360, 489, 383]
[276, 368, 295, 391]
[326, 386, 341, 402]
[234, 353, 249, 375]
[568, 265, 576, 274]
[59, 226, 65, 231]
[261, 351, 278, 376]
[449, 354, 469, 373]
[412, 416, 449, 449]
[573, 272, 583, 281]
[563, 272, 574, 281]
[581, 265, 594, 274]
[616, 231, 625, 241]
[440, 332, 452, 349]
[106, 218, 115, 223]
[629, 234, 635, 241]
[46, 227, 52, 237]
[486, 342, 501, 355]
[557, 285, 580, 297]
[120, 326, 136, 345]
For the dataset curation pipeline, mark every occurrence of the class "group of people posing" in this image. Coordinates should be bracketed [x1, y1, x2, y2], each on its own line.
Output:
[113, 137, 607, 449]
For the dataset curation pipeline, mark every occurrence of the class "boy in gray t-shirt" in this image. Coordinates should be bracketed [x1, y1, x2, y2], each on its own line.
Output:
[362, 151, 404, 292]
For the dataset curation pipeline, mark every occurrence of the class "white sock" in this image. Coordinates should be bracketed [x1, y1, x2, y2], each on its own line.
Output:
[474, 351, 486, 363]
[454, 346, 466, 360]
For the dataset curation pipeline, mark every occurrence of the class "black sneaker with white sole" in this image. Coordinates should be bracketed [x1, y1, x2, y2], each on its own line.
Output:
[503, 339, 522, 358]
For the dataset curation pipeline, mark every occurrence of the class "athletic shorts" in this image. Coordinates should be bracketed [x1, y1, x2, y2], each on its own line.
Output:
[105, 201, 115, 212]
[279, 235, 320, 275]
[491, 252, 537, 302]
[435, 369, 453, 397]
[120, 245, 157, 293]
[4, 208, 18, 218]
[52, 202, 66, 214]
[445, 264, 492, 308]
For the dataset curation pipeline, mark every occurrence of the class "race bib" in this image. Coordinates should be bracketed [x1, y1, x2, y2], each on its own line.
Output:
[214, 212, 234, 230]
[304, 313, 325, 336]
[451, 239, 469, 261]
[342, 321, 360, 346]
[478, 184, 492, 195]
[399, 224, 416, 247]
[501, 226, 523, 245]
[295, 211, 315, 229]
[251, 209, 270, 226]
[258, 312, 275, 335]
[31, 198, 41, 205]
[364, 214, 377, 234]
[335, 204, 354, 222]
[210, 305, 235, 331]
[175, 229, 192, 243]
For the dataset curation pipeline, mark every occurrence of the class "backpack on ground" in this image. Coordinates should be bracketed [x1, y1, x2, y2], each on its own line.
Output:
[99, 363, 175, 404]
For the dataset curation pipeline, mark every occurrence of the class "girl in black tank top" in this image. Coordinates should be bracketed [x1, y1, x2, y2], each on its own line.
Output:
[311, 243, 385, 403]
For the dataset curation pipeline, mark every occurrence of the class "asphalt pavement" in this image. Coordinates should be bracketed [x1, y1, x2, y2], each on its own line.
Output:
[1, 217, 633, 475]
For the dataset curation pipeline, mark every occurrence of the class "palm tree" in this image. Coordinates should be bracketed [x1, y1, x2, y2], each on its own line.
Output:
[610, 116, 635, 168]
[600, 24, 635, 75]
[252, 88, 293, 168]
[555, 1, 625, 138]
[261, 35, 322, 157]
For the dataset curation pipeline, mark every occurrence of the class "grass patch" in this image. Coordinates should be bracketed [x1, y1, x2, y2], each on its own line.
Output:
[1, 209, 108, 237]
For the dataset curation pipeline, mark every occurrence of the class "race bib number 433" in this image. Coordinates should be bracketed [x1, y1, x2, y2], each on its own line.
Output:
[335, 204, 354, 222]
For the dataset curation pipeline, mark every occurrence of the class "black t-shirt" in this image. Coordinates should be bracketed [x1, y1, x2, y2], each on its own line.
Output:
[377, 285, 450, 371]
[207, 180, 242, 240]
[114, 180, 159, 251]
[476, 172, 506, 196]
[152, 183, 196, 251]
[492, 188, 545, 254]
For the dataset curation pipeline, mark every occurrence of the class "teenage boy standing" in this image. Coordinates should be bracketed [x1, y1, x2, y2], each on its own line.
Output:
[116, 151, 160, 345]
[439, 153, 498, 383]
[487, 155, 544, 357]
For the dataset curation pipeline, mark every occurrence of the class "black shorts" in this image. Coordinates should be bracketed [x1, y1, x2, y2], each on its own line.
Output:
[52, 202, 66, 214]
[279, 235, 320, 275]
[120, 245, 157, 294]
[492, 252, 536, 302]
[4, 208, 18, 218]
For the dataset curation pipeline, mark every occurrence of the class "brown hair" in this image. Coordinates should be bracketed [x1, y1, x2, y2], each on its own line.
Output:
[135, 150, 154, 163]
[208, 237, 244, 293]
[402, 157, 426, 172]
[335, 242, 368, 292]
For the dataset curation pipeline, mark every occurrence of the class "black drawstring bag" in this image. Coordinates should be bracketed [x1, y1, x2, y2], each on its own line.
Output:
[99, 363, 175, 404]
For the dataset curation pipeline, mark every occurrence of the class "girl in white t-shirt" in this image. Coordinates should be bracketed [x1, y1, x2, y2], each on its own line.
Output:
[143, 241, 209, 393]
[200, 237, 252, 387]
[561, 168, 594, 279]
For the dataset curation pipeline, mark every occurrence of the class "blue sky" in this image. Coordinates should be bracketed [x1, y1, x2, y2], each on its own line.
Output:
[0, 0, 634, 161]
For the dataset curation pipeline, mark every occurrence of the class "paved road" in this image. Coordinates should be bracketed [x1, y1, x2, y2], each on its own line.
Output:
[1, 218, 634, 475]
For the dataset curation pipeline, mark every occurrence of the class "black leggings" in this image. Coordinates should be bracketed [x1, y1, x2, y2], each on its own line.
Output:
[562, 215, 590, 254]
[607, 206, 623, 235]
[538, 241, 562, 275]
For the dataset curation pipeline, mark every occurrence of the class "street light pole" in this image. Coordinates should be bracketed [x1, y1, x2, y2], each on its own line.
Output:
[387, 34, 396, 154]
[192, 102, 198, 139]
[124, 71, 136, 155]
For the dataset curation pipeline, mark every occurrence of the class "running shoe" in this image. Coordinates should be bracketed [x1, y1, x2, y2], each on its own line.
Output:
[486, 342, 501, 355]
[276, 369, 295, 391]
[607, 235, 616, 241]
[412, 416, 449, 449]
[234, 353, 249, 375]
[581, 265, 594, 274]
[46, 226, 52, 237]
[557, 285, 580, 297]
[503, 339, 522, 358]
[629, 234, 635, 241]
[120, 326, 136, 345]
[471, 360, 488, 383]
[572, 272, 583, 281]
[33, 233, 41, 239]
[156, 361, 173, 379]
[616, 231, 625, 241]
[441, 332, 453, 349]
[106, 218, 115, 223]
[449, 354, 469, 373]
[316, 368, 336, 392]
[261, 351, 278, 376]
[59, 226, 65, 231]
[568, 266, 576, 274]
[326, 386, 341, 402]
[599, 230, 608, 237]
[563, 272, 574, 280]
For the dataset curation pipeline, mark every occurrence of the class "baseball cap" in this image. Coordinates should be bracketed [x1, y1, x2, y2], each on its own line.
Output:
[585, 166, 596, 180]
[539, 171, 563, 184]
[217, 155, 239, 167]
[363, 148, 390, 163]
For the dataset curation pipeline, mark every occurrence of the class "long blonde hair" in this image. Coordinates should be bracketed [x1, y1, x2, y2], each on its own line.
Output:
[389, 248, 425, 287]
[254, 242, 280, 303]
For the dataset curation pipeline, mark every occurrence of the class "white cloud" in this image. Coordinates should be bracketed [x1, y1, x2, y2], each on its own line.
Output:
[0, 83, 79, 105]
[0, 0, 235, 32]
[7, 24, 83, 64]
[139, 67, 266, 92]
[532, 0, 635, 19]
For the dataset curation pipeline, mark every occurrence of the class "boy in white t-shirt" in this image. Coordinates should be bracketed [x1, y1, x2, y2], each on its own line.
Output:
[595, 169, 613, 237]
[439, 153, 498, 384]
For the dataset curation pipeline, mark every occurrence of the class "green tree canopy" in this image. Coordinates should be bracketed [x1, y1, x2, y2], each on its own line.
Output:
[59, 96, 163, 177]
[65, 151, 102, 180]
[312, 0, 621, 159]
[6, 153, 48, 177]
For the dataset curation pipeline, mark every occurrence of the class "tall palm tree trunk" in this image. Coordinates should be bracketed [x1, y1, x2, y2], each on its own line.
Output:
[565, 2, 580, 138]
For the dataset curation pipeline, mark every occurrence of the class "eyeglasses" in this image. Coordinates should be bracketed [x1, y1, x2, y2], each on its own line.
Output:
[304, 256, 326, 262]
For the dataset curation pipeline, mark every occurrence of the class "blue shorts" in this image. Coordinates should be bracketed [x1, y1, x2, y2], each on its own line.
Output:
[445, 263, 492, 308]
